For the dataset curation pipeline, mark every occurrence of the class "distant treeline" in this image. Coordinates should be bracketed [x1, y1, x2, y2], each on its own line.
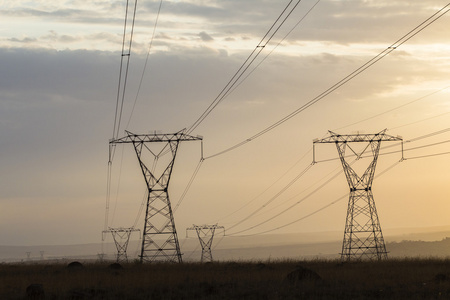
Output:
[387, 237, 450, 258]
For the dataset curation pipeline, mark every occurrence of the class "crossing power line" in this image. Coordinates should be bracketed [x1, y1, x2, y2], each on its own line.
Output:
[202, 3, 450, 160]
[186, 0, 314, 135]
[223, 126, 450, 237]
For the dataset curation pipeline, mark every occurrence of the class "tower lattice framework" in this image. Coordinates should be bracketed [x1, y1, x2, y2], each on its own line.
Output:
[110, 130, 202, 263]
[314, 129, 402, 261]
[103, 227, 140, 263]
[186, 224, 225, 263]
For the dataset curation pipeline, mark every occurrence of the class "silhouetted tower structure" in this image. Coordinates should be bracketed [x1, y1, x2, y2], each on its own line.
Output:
[97, 253, 105, 262]
[186, 224, 225, 263]
[110, 130, 202, 263]
[103, 227, 140, 262]
[313, 129, 402, 261]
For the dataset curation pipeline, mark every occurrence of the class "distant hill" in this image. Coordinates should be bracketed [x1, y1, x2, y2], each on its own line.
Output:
[388, 238, 450, 258]
[2, 227, 450, 263]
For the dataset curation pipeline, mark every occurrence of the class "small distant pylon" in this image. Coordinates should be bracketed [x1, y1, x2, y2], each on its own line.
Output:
[314, 129, 403, 261]
[186, 224, 225, 263]
[40, 251, 44, 261]
[103, 227, 140, 263]
[97, 253, 106, 262]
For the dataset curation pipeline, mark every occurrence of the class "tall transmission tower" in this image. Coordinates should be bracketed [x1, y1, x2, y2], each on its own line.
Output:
[186, 224, 225, 263]
[110, 130, 202, 263]
[103, 227, 140, 263]
[313, 129, 402, 261]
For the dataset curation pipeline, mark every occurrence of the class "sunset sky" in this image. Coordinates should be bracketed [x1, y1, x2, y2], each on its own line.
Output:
[1, 0, 449, 248]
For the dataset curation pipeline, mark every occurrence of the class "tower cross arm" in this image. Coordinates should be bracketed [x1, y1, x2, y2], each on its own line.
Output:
[110, 130, 203, 145]
[313, 130, 402, 144]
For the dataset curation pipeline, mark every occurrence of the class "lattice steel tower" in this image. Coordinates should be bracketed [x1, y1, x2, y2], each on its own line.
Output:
[186, 224, 225, 263]
[103, 227, 140, 263]
[314, 129, 402, 261]
[110, 130, 202, 263]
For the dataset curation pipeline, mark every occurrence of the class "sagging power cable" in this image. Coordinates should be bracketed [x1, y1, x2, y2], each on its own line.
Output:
[227, 161, 347, 236]
[126, 0, 164, 130]
[112, 0, 139, 142]
[227, 163, 314, 232]
[213, 148, 312, 224]
[334, 84, 450, 131]
[106, 0, 139, 232]
[186, 0, 306, 135]
[226, 159, 399, 238]
[313, 127, 450, 163]
[203, 3, 450, 160]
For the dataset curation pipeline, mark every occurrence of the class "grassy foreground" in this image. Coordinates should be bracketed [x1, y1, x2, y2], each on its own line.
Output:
[2, 258, 450, 299]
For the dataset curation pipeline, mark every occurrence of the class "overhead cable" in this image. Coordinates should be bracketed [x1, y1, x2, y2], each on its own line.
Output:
[406, 151, 450, 160]
[227, 163, 314, 232]
[213, 148, 312, 224]
[224, 0, 322, 100]
[173, 158, 204, 214]
[106, 0, 139, 231]
[126, 0, 164, 130]
[227, 159, 400, 237]
[203, 3, 450, 160]
[186, 0, 306, 135]
[334, 84, 450, 131]
[313, 128, 450, 163]
[390, 110, 450, 130]
[112, 0, 139, 142]
[227, 162, 347, 236]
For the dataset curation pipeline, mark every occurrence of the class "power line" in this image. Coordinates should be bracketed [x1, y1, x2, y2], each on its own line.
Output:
[186, 0, 307, 135]
[112, 0, 138, 141]
[126, 0, 164, 130]
[229, 194, 348, 238]
[390, 110, 450, 130]
[218, 127, 450, 236]
[227, 163, 314, 232]
[406, 127, 450, 143]
[406, 151, 450, 160]
[173, 158, 204, 214]
[227, 161, 346, 236]
[106, 0, 139, 233]
[227, 159, 400, 237]
[133, 188, 148, 228]
[249, 164, 342, 220]
[203, 4, 450, 160]
[224, 0, 322, 101]
[333, 84, 450, 131]
[313, 127, 450, 163]
[213, 148, 312, 224]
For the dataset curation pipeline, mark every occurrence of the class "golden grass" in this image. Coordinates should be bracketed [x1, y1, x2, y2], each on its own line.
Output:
[2, 258, 450, 299]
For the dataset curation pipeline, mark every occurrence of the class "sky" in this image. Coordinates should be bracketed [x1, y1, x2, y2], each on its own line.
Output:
[0, 0, 449, 248]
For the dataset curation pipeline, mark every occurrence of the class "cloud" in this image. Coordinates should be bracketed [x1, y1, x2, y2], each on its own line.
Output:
[199, 31, 214, 42]
[8, 37, 37, 44]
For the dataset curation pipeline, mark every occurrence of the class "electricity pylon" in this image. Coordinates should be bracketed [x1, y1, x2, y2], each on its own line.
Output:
[103, 227, 140, 262]
[110, 130, 202, 263]
[313, 129, 402, 261]
[186, 224, 225, 262]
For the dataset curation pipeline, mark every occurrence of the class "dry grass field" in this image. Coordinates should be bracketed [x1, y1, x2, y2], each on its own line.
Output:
[2, 258, 450, 299]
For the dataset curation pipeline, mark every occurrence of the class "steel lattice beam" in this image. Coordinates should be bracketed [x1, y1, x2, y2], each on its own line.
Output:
[110, 130, 202, 144]
[314, 129, 402, 261]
